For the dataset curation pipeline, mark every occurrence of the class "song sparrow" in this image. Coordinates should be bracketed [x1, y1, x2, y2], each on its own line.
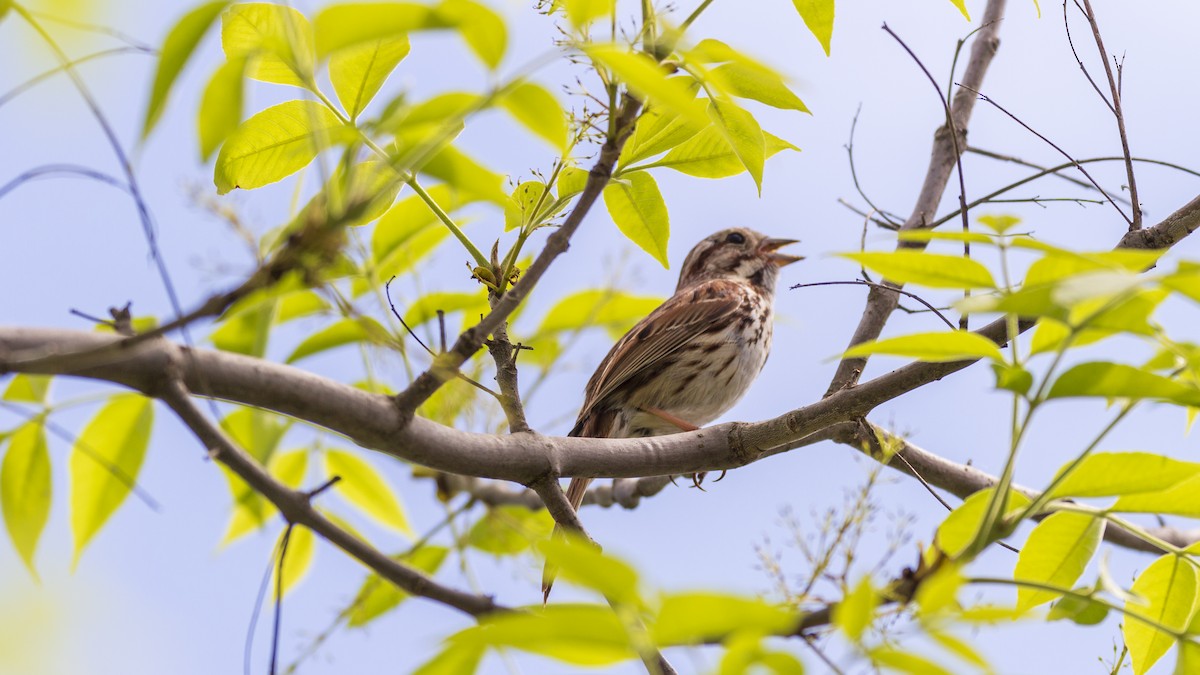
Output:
[542, 227, 801, 600]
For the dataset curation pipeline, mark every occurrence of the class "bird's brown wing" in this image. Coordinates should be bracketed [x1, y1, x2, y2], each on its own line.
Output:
[576, 284, 741, 426]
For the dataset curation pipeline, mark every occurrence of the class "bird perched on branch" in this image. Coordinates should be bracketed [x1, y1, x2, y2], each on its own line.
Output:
[542, 227, 802, 601]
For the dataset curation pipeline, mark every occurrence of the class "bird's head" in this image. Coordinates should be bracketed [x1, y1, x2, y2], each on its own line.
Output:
[675, 227, 802, 291]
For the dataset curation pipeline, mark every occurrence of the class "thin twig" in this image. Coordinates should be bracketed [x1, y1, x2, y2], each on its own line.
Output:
[792, 281, 957, 330]
[1079, 0, 1141, 229]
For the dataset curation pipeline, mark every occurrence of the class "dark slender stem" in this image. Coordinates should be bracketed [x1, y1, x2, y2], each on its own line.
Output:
[791, 281, 957, 330]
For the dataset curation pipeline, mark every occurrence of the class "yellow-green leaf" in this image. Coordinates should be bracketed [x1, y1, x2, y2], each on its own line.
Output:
[313, 2, 446, 55]
[791, 0, 835, 55]
[843, 251, 997, 289]
[1013, 512, 1104, 611]
[330, 36, 411, 120]
[603, 171, 670, 268]
[1, 422, 51, 579]
[620, 106, 704, 167]
[404, 291, 490, 329]
[272, 525, 316, 596]
[70, 395, 153, 566]
[538, 534, 640, 604]
[500, 82, 567, 150]
[553, 0, 612, 30]
[653, 593, 798, 645]
[143, 1, 230, 138]
[556, 166, 589, 198]
[710, 62, 809, 112]
[1113, 472, 1200, 518]
[211, 301, 273, 356]
[348, 545, 449, 626]
[467, 605, 633, 665]
[214, 100, 350, 194]
[844, 331, 1003, 363]
[584, 45, 709, 128]
[1123, 553, 1198, 674]
[325, 449, 413, 536]
[419, 146, 507, 205]
[286, 317, 391, 363]
[221, 3, 315, 87]
[3, 374, 51, 404]
[648, 126, 796, 179]
[707, 98, 765, 193]
[466, 505, 553, 556]
[439, 0, 506, 69]
[1048, 452, 1200, 499]
[834, 576, 878, 641]
[1047, 362, 1200, 407]
[869, 647, 955, 675]
[935, 488, 1031, 559]
[372, 184, 473, 262]
[504, 181, 548, 231]
[412, 641, 485, 675]
[537, 290, 663, 338]
[948, 0, 971, 20]
[198, 55, 248, 161]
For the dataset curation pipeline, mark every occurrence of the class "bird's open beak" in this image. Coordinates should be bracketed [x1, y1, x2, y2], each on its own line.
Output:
[759, 238, 803, 266]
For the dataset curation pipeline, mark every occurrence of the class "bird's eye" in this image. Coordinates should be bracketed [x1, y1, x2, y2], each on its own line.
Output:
[725, 232, 746, 245]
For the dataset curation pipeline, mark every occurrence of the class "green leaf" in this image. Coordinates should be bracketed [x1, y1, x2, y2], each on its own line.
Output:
[3, 374, 51, 404]
[372, 184, 474, 262]
[1046, 362, 1200, 406]
[834, 576, 878, 641]
[710, 62, 809, 112]
[653, 593, 798, 644]
[272, 525, 315, 596]
[603, 171, 670, 268]
[706, 98, 765, 193]
[935, 488, 1031, 559]
[467, 605, 633, 665]
[948, 0, 971, 20]
[214, 100, 350, 194]
[842, 251, 997, 289]
[844, 331, 1004, 363]
[313, 2, 448, 55]
[1049, 452, 1200, 499]
[324, 449, 413, 536]
[584, 45, 709, 127]
[348, 546, 449, 626]
[466, 505, 553, 556]
[1, 422, 51, 579]
[537, 290, 663, 339]
[330, 36, 411, 120]
[290, 159, 403, 231]
[404, 291, 490, 330]
[286, 317, 390, 363]
[221, 3, 315, 87]
[538, 534, 640, 604]
[1013, 512, 1104, 611]
[439, 0, 506, 69]
[790, 0, 835, 55]
[1123, 553, 1198, 674]
[198, 56, 248, 161]
[143, 1, 230, 138]
[0, 0, 10, 22]
[70, 395, 153, 566]
[500, 82, 568, 150]
[504, 181, 548, 232]
[651, 126, 796, 178]
[977, 214, 1021, 233]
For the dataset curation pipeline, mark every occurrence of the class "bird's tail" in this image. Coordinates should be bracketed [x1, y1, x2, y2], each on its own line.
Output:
[540, 476, 592, 603]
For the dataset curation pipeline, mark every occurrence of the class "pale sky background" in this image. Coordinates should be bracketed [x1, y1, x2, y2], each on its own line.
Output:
[3, 0, 1200, 673]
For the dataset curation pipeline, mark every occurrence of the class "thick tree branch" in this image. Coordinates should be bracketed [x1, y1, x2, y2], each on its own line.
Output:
[826, 0, 1007, 395]
[156, 376, 502, 618]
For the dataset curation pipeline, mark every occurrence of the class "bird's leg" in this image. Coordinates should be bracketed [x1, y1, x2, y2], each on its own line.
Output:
[640, 407, 715, 490]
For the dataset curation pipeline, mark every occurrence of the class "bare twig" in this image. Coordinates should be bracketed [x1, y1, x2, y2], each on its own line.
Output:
[792, 280, 958, 330]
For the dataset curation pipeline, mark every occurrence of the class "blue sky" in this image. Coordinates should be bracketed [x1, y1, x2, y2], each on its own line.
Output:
[3, 0, 1200, 673]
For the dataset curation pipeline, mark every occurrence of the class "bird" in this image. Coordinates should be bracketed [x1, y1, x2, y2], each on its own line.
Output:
[541, 227, 802, 601]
